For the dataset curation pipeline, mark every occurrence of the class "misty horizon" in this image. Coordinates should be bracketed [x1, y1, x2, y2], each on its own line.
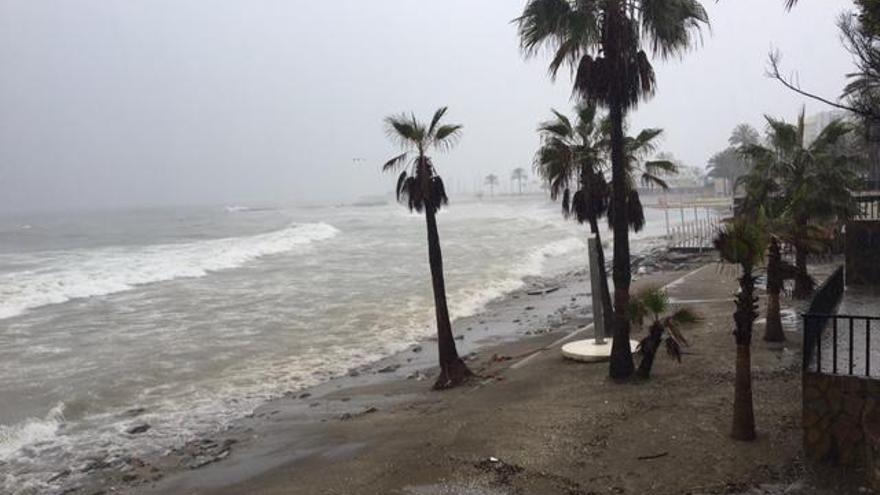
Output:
[0, 0, 856, 213]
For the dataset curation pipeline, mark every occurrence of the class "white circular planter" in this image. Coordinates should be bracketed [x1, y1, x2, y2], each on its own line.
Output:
[561, 338, 640, 363]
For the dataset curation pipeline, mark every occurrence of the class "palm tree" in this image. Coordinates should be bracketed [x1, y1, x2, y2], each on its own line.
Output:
[534, 101, 614, 334]
[729, 123, 761, 149]
[382, 107, 472, 389]
[484, 174, 500, 197]
[707, 148, 748, 196]
[518, 0, 708, 380]
[738, 109, 861, 299]
[628, 287, 698, 379]
[605, 125, 678, 234]
[714, 217, 769, 441]
[511, 167, 528, 194]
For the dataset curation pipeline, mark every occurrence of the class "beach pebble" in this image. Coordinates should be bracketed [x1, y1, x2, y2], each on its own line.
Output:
[407, 371, 428, 381]
[126, 424, 151, 435]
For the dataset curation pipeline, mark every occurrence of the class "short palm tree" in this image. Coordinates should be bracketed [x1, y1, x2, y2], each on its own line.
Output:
[382, 107, 472, 390]
[511, 168, 528, 194]
[714, 217, 769, 441]
[628, 287, 698, 379]
[535, 101, 614, 333]
[738, 109, 861, 299]
[518, 0, 708, 380]
[484, 174, 500, 196]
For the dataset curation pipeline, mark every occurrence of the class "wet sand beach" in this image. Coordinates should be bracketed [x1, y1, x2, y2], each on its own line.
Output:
[59, 253, 868, 495]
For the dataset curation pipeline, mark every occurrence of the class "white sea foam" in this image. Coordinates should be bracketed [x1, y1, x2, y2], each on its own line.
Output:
[0, 403, 66, 461]
[449, 237, 583, 320]
[0, 223, 339, 320]
[224, 205, 251, 213]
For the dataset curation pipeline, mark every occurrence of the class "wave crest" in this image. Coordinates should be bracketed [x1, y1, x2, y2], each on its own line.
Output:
[0, 223, 339, 319]
[0, 403, 66, 461]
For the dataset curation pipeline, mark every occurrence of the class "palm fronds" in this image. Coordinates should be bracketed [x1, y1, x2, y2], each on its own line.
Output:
[629, 286, 699, 376]
[382, 108, 462, 213]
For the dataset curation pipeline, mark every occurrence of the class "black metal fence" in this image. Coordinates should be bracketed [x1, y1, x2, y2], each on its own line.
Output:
[803, 313, 880, 377]
[802, 266, 845, 372]
[854, 192, 880, 221]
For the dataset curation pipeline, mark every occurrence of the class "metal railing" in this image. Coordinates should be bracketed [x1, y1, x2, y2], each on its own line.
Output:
[802, 266, 845, 372]
[803, 313, 880, 377]
[667, 216, 722, 251]
[854, 191, 880, 221]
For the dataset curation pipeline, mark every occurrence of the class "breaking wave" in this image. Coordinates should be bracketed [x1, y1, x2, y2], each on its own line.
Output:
[0, 223, 339, 320]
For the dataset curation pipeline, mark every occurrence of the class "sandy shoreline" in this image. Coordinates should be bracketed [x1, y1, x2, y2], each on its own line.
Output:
[50, 245, 667, 493]
[60, 251, 867, 495]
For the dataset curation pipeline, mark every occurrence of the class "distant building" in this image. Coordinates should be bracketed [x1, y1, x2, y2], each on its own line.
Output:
[804, 110, 848, 144]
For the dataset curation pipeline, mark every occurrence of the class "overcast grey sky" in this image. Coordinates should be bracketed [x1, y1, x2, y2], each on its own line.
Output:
[0, 0, 856, 211]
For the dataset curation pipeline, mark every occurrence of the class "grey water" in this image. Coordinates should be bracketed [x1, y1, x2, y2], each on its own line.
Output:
[0, 196, 672, 494]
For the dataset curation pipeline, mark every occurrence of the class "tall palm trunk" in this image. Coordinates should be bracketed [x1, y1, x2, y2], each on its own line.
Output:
[425, 204, 472, 389]
[606, 1, 634, 379]
[764, 238, 785, 342]
[589, 217, 615, 336]
[793, 244, 811, 299]
[608, 99, 635, 379]
[732, 266, 757, 441]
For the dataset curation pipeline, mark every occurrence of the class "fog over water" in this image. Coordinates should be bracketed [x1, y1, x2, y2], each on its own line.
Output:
[0, 0, 855, 212]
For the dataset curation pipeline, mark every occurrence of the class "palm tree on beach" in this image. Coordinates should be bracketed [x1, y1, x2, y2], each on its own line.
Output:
[714, 217, 768, 441]
[382, 107, 472, 389]
[485, 174, 500, 196]
[738, 109, 861, 299]
[605, 126, 677, 233]
[628, 287, 698, 379]
[518, 0, 709, 380]
[535, 101, 614, 333]
[511, 168, 528, 194]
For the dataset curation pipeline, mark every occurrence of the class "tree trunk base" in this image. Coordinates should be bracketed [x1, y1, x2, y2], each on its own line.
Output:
[731, 428, 757, 442]
[763, 295, 786, 343]
[433, 358, 473, 390]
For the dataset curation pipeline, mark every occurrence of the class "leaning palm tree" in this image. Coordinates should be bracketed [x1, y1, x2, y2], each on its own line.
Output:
[535, 101, 614, 333]
[628, 287, 698, 379]
[714, 217, 769, 441]
[484, 174, 500, 196]
[382, 107, 472, 389]
[738, 109, 861, 299]
[511, 168, 528, 194]
[518, 0, 709, 380]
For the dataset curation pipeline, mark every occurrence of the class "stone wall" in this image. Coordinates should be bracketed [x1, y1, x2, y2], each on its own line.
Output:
[803, 373, 880, 487]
